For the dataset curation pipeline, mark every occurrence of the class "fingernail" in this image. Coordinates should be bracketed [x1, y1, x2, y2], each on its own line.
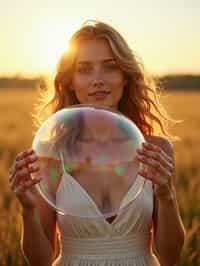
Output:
[143, 142, 149, 147]
[31, 154, 38, 160]
[33, 165, 40, 170]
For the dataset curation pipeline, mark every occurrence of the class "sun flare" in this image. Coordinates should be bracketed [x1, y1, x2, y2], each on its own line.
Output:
[37, 20, 80, 73]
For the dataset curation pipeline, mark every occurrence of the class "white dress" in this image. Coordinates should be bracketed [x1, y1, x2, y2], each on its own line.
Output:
[52, 154, 160, 266]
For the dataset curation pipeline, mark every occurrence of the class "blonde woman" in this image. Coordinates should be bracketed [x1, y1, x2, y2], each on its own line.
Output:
[9, 20, 185, 266]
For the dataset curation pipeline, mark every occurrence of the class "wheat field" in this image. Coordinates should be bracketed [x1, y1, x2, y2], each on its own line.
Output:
[0, 88, 199, 265]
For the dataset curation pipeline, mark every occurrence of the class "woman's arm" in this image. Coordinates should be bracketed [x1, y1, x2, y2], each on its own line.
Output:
[152, 138, 186, 266]
[21, 156, 62, 266]
[153, 187, 185, 266]
[9, 150, 60, 266]
[21, 197, 57, 266]
[137, 136, 186, 266]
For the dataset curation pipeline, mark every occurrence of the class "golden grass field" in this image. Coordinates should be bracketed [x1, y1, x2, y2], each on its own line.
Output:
[0, 88, 199, 265]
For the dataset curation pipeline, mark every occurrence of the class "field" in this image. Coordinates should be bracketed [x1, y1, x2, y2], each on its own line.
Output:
[0, 88, 199, 265]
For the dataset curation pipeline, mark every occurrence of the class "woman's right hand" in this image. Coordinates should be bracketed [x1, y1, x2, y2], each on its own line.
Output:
[9, 148, 41, 211]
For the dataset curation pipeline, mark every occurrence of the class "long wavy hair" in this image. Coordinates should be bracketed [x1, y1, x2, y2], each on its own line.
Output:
[32, 20, 181, 142]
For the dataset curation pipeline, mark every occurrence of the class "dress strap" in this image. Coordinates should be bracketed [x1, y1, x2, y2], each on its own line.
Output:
[59, 151, 66, 174]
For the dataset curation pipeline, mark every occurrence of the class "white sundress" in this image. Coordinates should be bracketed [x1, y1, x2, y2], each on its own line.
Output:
[52, 153, 160, 266]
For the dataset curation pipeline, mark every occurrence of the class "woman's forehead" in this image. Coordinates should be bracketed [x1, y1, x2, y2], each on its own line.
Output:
[76, 58, 116, 65]
[76, 39, 114, 61]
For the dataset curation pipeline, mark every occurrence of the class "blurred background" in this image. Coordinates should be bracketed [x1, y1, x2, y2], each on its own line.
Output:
[0, 1, 199, 265]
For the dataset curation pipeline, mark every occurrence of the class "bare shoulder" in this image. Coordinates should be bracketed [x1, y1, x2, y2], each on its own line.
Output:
[144, 135, 174, 157]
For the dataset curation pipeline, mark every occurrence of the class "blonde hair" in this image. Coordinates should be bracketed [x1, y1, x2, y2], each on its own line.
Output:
[32, 20, 181, 141]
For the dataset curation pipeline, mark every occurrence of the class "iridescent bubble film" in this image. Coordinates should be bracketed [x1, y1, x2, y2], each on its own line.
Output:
[32, 104, 146, 218]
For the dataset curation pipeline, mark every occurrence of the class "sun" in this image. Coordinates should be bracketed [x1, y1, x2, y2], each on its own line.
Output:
[37, 20, 80, 74]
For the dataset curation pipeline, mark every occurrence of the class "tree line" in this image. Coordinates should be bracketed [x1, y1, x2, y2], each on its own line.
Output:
[0, 74, 200, 90]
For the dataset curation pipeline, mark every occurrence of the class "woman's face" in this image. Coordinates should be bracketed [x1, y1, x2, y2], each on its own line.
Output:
[71, 39, 127, 110]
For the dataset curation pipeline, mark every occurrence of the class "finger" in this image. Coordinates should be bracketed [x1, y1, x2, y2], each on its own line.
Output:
[15, 153, 38, 170]
[9, 162, 18, 177]
[138, 166, 171, 186]
[10, 166, 30, 186]
[11, 165, 40, 189]
[136, 155, 173, 183]
[16, 148, 34, 161]
[12, 164, 40, 187]
[9, 167, 17, 182]
[9, 153, 38, 182]
[137, 147, 173, 170]
[142, 142, 173, 164]
[9, 166, 14, 175]
[13, 177, 41, 195]
[137, 155, 166, 173]
[9, 149, 34, 179]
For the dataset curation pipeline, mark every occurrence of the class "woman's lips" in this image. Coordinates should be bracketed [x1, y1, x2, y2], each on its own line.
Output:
[89, 91, 110, 100]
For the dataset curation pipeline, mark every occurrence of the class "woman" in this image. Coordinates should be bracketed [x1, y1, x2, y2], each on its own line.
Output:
[9, 20, 185, 266]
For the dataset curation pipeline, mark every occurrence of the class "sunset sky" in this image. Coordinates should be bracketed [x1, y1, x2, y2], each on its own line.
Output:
[1, 0, 200, 77]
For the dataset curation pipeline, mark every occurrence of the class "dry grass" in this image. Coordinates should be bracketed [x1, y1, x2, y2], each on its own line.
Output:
[0, 88, 199, 265]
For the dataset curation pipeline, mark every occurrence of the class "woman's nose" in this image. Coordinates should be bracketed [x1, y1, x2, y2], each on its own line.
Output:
[93, 79, 104, 88]
[91, 71, 105, 87]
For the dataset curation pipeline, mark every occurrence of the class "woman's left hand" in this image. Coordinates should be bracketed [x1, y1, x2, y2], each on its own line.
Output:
[135, 141, 175, 202]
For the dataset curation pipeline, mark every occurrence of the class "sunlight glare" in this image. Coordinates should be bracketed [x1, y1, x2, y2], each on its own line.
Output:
[37, 20, 79, 73]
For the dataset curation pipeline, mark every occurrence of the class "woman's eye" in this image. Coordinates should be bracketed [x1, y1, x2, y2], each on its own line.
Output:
[77, 67, 92, 73]
[76, 64, 118, 74]
[104, 64, 118, 70]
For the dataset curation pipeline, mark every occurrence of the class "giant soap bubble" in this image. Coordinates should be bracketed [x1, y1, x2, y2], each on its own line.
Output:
[32, 104, 146, 219]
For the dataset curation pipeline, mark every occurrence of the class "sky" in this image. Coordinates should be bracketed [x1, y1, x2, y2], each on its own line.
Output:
[0, 0, 200, 77]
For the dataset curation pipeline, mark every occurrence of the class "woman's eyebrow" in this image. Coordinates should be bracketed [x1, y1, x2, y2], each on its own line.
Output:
[77, 59, 116, 65]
